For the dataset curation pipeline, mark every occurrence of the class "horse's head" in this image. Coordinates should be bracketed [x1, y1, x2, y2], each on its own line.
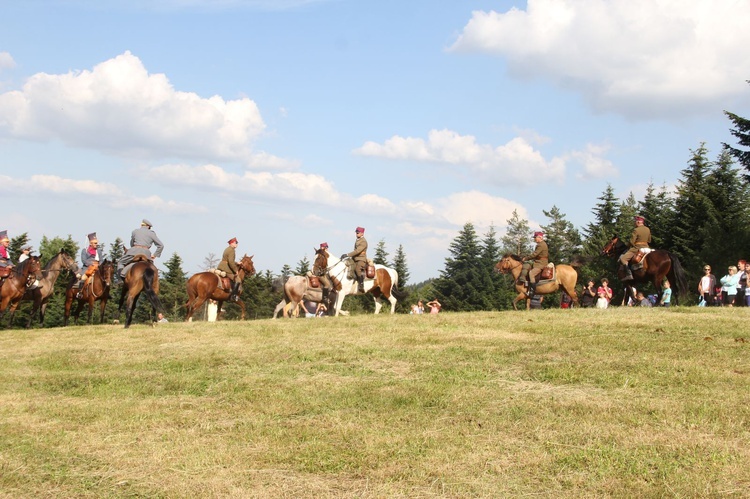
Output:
[239, 254, 256, 276]
[59, 248, 80, 274]
[100, 260, 114, 286]
[313, 247, 329, 276]
[23, 255, 43, 282]
[601, 236, 620, 257]
[495, 254, 522, 274]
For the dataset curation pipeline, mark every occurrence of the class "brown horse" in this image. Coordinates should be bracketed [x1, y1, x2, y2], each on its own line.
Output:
[601, 236, 688, 304]
[118, 256, 163, 328]
[63, 259, 114, 326]
[20, 249, 79, 328]
[184, 254, 256, 321]
[495, 254, 579, 310]
[0, 256, 43, 327]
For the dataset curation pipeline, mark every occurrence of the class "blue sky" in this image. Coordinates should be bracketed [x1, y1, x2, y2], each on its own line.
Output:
[1, 0, 749, 282]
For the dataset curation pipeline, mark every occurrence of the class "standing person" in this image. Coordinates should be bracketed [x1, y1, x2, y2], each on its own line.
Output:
[659, 280, 672, 307]
[745, 262, 750, 306]
[427, 299, 441, 314]
[560, 291, 572, 309]
[580, 279, 597, 308]
[117, 219, 164, 278]
[736, 260, 747, 307]
[416, 300, 424, 314]
[720, 265, 741, 307]
[596, 278, 613, 309]
[0, 230, 13, 272]
[76, 232, 104, 298]
[316, 242, 334, 307]
[698, 265, 716, 306]
[341, 226, 368, 293]
[218, 237, 241, 302]
[520, 231, 549, 299]
[619, 215, 651, 281]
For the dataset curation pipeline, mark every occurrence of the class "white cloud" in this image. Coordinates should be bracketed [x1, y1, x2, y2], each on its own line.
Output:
[434, 190, 528, 228]
[0, 174, 205, 214]
[354, 129, 566, 186]
[0, 51, 277, 166]
[451, 0, 750, 120]
[570, 143, 618, 179]
[0, 52, 15, 70]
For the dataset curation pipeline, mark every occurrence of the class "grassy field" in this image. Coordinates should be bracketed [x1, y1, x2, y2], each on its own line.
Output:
[1, 307, 750, 498]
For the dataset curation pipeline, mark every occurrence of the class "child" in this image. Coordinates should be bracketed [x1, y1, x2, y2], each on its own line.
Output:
[659, 280, 672, 307]
[596, 278, 612, 309]
[636, 290, 652, 307]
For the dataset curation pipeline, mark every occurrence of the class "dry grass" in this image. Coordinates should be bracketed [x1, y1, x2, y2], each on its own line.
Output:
[1, 307, 750, 497]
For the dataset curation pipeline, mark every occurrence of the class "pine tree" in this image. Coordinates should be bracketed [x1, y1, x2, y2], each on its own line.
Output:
[724, 82, 750, 180]
[9, 232, 30, 264]
[108, 237, 125, 263]
[502, 210, 531, 256]
[432, 222, 491, 311]
[615, 192, 639, 241]
[638, 182, 673, 249]
[202, 253, 219, 270]
[373, 239, 389, 265]
[391, 244, 411, 313]
[541, 206, 581, 264]
[295, 256, 310, 275]
[159, 252, 188, 321]
[479, 224, 509, 310]
[280, 264, 293, 278]
[582, 184, 620, 255]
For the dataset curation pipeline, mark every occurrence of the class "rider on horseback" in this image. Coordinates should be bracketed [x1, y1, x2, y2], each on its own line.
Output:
[0, 230, 12, 285]
[218, 237, 242, 302]
[76, 232, 104, 299]
[117, 219, 164, 279]
[520, 231, 549, 299]
[316, 242, 334, 307]
[341, 227, 368, 293]
[619, 215, 651, 281]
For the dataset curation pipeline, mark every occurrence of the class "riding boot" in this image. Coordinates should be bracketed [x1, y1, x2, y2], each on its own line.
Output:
[620, 263, 633, 281]
[357, 274, 365, 293]
[322, 287, 330, 307]
[526, 281, 537, 298]
[229, 281, 240, 302]
[75, 279, 86, 299]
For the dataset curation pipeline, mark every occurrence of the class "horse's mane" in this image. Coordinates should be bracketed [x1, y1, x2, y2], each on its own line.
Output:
[504, 254, 523, 262]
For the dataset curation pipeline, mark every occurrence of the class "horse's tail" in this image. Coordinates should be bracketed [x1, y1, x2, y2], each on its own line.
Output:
[667, 252, 689, 304]
[143, 265, 164, 313]
[391, 286, 408, 301]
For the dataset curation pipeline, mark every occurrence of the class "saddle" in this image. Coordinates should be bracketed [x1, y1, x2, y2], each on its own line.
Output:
[627, 248, 652, 269]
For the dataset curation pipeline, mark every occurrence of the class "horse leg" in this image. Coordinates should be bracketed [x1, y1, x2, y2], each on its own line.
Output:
[87, 297, 95, 324]
[373, 296, 383, 314]
[99, 298, 108, 324]
[273, 298, 287, 319]
[26, 296, 41, 329]
[237, 300, 246, 320]
[73, 300, 84, 325]
[187, 296, 208, 322]
[63, 291, 74, 327]
[124, 294, 138, 328]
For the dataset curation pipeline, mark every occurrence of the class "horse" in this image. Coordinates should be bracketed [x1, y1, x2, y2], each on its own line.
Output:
[273, 248, 334, 319]
[117, 256, 163, 328]
[494, 254, 579, 310]
[63, 259, 114, 326]
[184, 254, 256, 321]
[0, 256, 43, 327]
[19, 249, 79, 328]
[601, 236, 688, 304]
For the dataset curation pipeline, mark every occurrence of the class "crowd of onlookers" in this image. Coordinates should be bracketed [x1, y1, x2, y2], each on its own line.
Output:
[698, 260, 750, 307]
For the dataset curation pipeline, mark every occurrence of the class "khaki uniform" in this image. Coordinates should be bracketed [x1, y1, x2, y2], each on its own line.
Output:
[619, 225, 651, 265]
[523, 240, 549, 283]
[218, 245, 240, 283]
[346, 236, 368, 278]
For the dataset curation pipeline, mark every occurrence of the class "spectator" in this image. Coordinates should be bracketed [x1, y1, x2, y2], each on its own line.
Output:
[529, 295, 544, 310]
[157, 313, 168, 323]
[720, 265, 741, 307]
[636, 290, 652, 307]
[580, 280, 597, 308]
[426, 299, 441, 314]
[659, 280, 672, 307]
[560, 291, 572, 309]
[416, 300, 424, 314]
[596, 278, 613, 309]
[698, 265, 716, 306]
[745, 262, 750, 306]
[737, 259, 747, 307]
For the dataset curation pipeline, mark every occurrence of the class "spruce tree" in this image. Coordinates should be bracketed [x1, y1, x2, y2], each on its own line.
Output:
[159, 252, 188, 320]
[9, 232, 29, 264]
[480, 224, 509, 310]
[295, 256, 310, 275]
[502, 210, 531, 256]
[391, 244, 411, 313]
[639, 182, 673, 250]
[432, 222, 490, 311]
[373, 239, 389, 265]
[582, 184, 620, 255]
[541, 206, 581, 264]
[724, 82, 750, 180]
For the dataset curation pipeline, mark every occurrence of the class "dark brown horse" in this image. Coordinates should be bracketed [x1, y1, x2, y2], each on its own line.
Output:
[495, 254, 579, 310]
[185, 254, 256, 321]
[63, 259, 114, 326]
[118, 256, 162, 328]
[601, 236, 688, 304]
[20, 249, 79, 328]
[0, 256, 43, 327]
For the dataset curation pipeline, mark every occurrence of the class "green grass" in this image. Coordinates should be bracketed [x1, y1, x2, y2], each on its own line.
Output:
[1, 308, 750, 497]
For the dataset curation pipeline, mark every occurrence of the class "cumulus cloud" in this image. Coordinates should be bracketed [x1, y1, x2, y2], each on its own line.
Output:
[0, 51, 284, 167]
[0, 52, 15, 70]
[434, 191, 528, 228]
[354, 129, 566, 186]
[0, 174, 205, 214]
[570, 143, 618, 179]
[451, 0, 750, 120]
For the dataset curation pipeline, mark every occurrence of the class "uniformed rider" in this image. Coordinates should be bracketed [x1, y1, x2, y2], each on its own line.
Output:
[619, 215, 651, 281]
[218, 237, 241, 302]
[117, 219, 164, 278]
[0, 230, 13, 285]
[316, 242, 334, 306]
[520, 231, 549, 299]
[341, 226, 368, 293]
[76, 232, 104, 298]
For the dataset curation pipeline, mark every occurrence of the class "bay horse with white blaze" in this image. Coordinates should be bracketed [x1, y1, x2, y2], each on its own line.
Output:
[118, 256, 163, 328]
[20, 249, 79, 328]
[184, 254, 256, 321]
[0, 256, 43, 327]
[495, 254, 579, 310]
[601, 236, 688, 304]
[63, 259, 114, 325]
